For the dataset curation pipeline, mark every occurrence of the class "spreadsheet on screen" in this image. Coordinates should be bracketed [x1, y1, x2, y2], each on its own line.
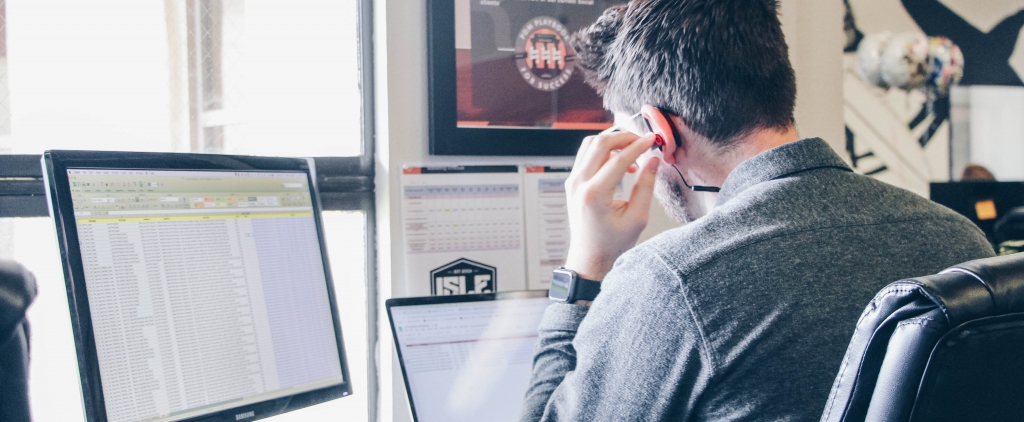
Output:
[67, 169, 343, 422]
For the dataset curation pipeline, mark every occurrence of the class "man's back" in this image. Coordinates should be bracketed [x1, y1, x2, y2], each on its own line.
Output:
[522, 139, 994, 421]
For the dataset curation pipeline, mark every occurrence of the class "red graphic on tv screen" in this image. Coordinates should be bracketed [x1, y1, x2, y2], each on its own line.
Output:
[515, 17, 574, 92]
[456, 4, 614, 131]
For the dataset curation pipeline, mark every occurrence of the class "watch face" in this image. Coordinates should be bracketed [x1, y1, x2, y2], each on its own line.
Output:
[549, 269, 572, 301]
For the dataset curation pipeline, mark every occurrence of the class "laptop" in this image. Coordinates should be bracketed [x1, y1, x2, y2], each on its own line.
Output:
[386, 290, 552, 422]
[43, 150, 352, 422]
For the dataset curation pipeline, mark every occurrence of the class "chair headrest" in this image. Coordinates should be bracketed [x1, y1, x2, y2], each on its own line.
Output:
[899, 255, 1024, 326]
[913, 254, 1024, 325]
[947, 254, 1024, 317]
[0, 260, 38, 337]
[994, 207, 1024, 243]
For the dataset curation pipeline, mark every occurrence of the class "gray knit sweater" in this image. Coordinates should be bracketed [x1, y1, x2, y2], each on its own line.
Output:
[520, 138, 994, 421]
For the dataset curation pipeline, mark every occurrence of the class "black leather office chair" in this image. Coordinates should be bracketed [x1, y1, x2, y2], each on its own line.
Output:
[0, 260, 37, 421]
[994, 206, 1024, 244]
[820, 253, 1024, 422]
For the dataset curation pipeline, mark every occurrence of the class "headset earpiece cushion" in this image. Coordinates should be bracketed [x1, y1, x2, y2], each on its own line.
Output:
[640, 105, 678, 148]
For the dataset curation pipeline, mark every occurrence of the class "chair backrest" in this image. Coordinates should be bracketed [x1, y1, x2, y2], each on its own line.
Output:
[994, 206, 1024, 244]
[820, 253, 1024, 422]
[0, 260, 37, 421]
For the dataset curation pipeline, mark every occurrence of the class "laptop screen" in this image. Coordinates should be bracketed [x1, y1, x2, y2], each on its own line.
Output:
[66, 168, 344, 421]
[388, 294, 552, 422]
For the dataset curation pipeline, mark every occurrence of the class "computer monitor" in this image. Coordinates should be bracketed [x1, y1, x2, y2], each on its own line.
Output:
[43, 151, 352, 422]
[930, 181, 1024, 245]
[386, 291, 551, 422]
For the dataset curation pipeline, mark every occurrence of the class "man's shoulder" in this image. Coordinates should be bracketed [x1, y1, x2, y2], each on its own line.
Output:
[625, 168, 990, 279]
[607, 240, 682, 287]
[815, 169, 989, 241]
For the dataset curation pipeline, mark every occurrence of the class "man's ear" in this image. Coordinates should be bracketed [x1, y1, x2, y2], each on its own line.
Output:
[640, 105, 680, 164]
[660, 128, 679, 165]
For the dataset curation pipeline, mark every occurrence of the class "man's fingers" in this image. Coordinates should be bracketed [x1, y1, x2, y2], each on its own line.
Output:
[589, 134, 656, 192]
[566, 136, 596, 191]
[625, 157, 659, 222]
[576, 131, 643, 181]
[573, 136, 594, 171]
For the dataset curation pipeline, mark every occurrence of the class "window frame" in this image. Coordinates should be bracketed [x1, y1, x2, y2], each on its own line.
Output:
[0, 0, 378, 419]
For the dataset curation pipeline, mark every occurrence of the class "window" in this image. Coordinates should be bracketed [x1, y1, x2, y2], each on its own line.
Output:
[0, 1, 377, 420]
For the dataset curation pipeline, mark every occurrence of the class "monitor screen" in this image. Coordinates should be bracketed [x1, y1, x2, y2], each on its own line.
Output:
[930, 181, 1024, 245]
[389, 295, 551, 422]
[66, 168, 344, 422]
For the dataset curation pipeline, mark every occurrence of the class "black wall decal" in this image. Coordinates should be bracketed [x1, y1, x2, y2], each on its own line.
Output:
[902, 0, 1024, 86]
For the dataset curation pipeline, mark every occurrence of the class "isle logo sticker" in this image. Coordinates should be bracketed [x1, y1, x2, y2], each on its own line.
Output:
[430, 258, 497, 296]
[514, 16, 575, 92]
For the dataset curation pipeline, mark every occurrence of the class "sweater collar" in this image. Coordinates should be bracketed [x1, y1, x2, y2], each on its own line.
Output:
[716, 138, 852, 205]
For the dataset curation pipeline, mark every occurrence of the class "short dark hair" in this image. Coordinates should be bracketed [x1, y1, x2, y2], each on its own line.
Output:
[571, 0, 797, 145]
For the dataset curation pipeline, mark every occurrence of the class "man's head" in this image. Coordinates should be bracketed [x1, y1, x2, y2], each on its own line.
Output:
[573, 0, 796, 145]
[572, 0, 798, 222]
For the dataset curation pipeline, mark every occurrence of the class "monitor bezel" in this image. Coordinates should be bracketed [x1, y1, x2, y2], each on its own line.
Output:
[42, 150, 353, 422]
[385, 290, 549, 422]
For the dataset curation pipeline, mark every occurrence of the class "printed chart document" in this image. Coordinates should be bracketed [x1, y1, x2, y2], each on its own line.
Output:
[522, 166, 572, 290]
[522, 166, 634, 290]
[401, 166, 527, 295]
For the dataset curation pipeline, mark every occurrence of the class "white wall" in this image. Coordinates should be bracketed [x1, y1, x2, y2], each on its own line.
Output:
[372, 0, 843, 419]
[781, 0, 846, 152]
[967, 86, 1024, 180]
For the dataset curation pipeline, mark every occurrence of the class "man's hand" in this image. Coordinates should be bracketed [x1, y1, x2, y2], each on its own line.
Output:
[563, 131, 659, 282]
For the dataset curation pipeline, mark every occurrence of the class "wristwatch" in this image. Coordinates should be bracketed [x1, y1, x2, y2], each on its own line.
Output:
[549, 267, 601, 304]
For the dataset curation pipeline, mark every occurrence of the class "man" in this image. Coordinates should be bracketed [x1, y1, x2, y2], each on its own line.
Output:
[520, 1, 995, 421]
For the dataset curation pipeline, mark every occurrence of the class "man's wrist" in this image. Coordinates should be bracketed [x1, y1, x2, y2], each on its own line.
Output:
[563, 254, 611, 282]
[550, 267, 602, 306]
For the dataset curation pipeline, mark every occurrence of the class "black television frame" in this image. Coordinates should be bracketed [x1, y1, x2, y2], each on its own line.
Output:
[42, 150, 353, 422]
[427, 0, 604, 156]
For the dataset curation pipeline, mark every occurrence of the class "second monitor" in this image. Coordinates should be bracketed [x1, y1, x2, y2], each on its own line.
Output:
[44, 151, 352, 422]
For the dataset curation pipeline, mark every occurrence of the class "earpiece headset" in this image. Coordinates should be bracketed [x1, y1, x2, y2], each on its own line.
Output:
[629, 105, 721, 193]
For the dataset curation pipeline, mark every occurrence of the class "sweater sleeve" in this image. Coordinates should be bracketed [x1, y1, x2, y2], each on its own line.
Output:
[519, 248, 716, 421]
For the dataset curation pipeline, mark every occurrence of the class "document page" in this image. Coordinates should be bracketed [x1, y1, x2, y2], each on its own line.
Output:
[522, 166, 572, 290]
[522, 166, 633, 290]
[401, 166, 527, 295]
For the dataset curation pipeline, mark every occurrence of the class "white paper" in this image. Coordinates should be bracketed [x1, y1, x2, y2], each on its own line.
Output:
[522, 166, 634, 290]
[401, 166, 527, 295]
[522, 167, 571, 290]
